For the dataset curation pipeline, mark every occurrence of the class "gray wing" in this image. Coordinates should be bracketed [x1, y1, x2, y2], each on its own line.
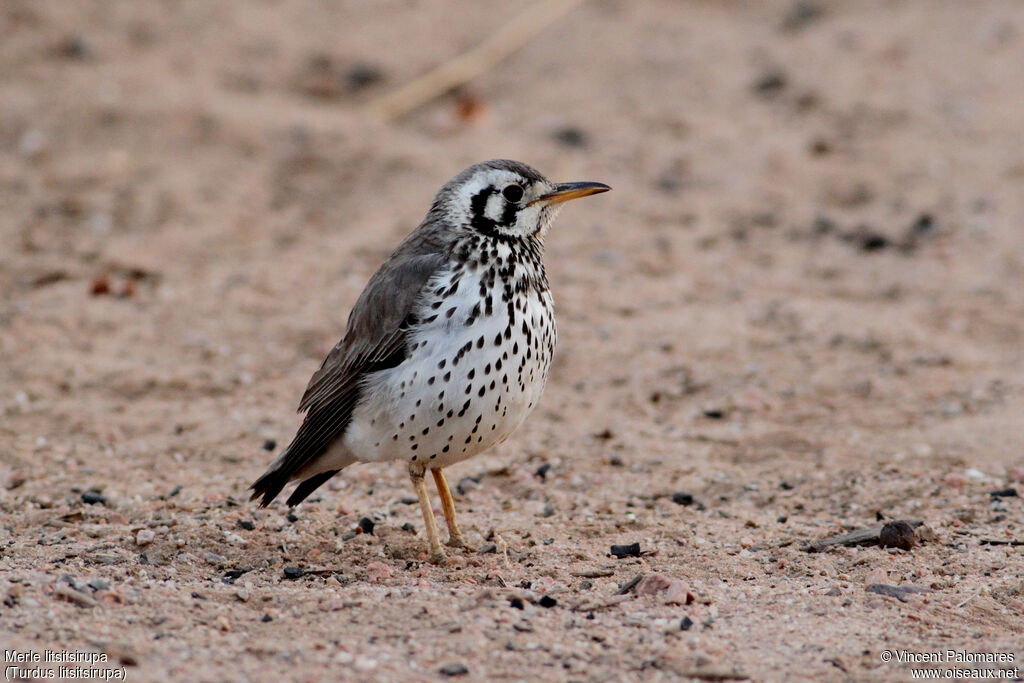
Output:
[250, 246, 447, 506]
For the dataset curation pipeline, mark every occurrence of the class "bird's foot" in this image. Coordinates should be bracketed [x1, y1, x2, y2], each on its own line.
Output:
[446, 534, 473, 551]
[428, 548, 448, 565]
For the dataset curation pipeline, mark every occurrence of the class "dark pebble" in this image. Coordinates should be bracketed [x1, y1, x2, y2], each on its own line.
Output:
[779, 481, 795, 490]
[781, 1, 823, 32]
[401, 522, 416, 533]
[342, 531, 357, 541]
[55, 35, 91, 60]
[542, 538, 554, 545]
[509, 597, 524, 610]
[538, 595, 557, 608]
[680, 616, 695, 631]
[223, 568, 248, 581]
[81, 491, 106, 505]
[358, 517, 375, 535]
[875, 510, 886, 521]
[286, 512, 299, 523]
[989, 488, 1018, 498]
[552, 126, 588, 148]
[478, 543, 497, 554]
[439, 663, 469, 677]
[610, 542, 641, 558]
[608, 456, 624, 467]
[346, 63, 384, 91]
[702, 409, 725, 419]
[400, 496, 418, 505]
[165, 485, 182, 498]
[825, 587, 842, 596]
[87, 578, 110, 591]
[283, 566, 304, 580]
[519, 580, 532, 589]
[535, 463, 552, 481]
[671, 492, 694, 506]
[238, 520, 255, 531]
[262, 439, 277, 451]
[579, 580, 593, 590]
[262, 613, 273, 622]
[845, 227, 890, 252]
[753, 70, 787, 96]
[777, 515, 788, 523]
[879, 520, 917, 551]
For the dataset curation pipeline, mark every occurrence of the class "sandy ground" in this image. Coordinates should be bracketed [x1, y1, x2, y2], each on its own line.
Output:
[2, 1, 1024, 681]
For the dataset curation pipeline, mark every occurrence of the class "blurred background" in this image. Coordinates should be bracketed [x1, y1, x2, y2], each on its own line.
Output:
[2, 1, 1023, 680]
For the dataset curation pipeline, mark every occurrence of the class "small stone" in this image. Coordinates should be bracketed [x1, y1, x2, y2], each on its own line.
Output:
[346, 63, 385, 91]
[358, 517, 375, 535]
[509, 598, 524, 610]
[671, 492, 694, 506]
[286, 512, 299, 523]
[440, 663, 469, 677]
[538, 595, 557, 608]
[610, 542, 641, 558]
[989, 488, 1018, 498]
[283, 566, 304, 580]
[81, 491, 107, 505]
[87, 579, 110, 591]
[753, 70, 787, 97]
[456, 477, 480, 495]
[401, 522, 416, 533]
[680, 616, 695, 631]
[135, 529, 155, 546]
[552, 127, 588, 148]
[478, 543, 497, 554]
[541, 504, 556, 518]
[535, 463, 552, 481]
[365, 561, 392, 583]
[879, 521, 917, 551]
[262, 613, 273, 622]
[262, 439, 277, 451]
[825, 587, 841, 596]
[238, 520, 255, 531]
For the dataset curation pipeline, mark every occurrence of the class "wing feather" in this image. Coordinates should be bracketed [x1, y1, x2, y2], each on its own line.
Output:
[250, 245, 448, 506]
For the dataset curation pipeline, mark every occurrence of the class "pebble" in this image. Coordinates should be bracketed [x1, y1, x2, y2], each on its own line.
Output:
[135, 529, 155, 546]
[535, 463, 552, 481]
[283, 566, 304, 580]
[879, 521, 917, 551]
[671, 492, 694, 506]
[238, 520, 255, 531]
[989, 488, 1018, 498]
[357, 517, 375, 535]
[680, 616, 695, 631]
[81, 491, 107, 505]
[262, 439, 277, 451]
[509, 598, 524, 610]
[610, 543, 641, 558]
[365, 561, 392, 583]
[538, 596, 557, 608]
[439, 663, 469, 677]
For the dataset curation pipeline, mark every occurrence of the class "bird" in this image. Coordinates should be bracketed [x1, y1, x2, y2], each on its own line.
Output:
[250, 159, 610, 562]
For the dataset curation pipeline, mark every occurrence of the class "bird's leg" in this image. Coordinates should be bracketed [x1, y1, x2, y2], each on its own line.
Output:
[431, 468, 471, 550]
[409, 464, 446, 564]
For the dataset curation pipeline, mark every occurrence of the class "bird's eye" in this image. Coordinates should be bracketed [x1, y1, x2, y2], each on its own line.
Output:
[502, 184, 524, 203]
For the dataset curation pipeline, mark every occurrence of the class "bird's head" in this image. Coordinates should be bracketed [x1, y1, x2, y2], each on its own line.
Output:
[432, 159, 609, 242]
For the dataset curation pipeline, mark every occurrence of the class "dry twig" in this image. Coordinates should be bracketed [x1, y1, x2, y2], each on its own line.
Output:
[368, 0, 588, 121]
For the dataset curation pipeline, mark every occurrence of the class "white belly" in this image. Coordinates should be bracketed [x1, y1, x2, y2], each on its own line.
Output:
[343, 262, 555, 469]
